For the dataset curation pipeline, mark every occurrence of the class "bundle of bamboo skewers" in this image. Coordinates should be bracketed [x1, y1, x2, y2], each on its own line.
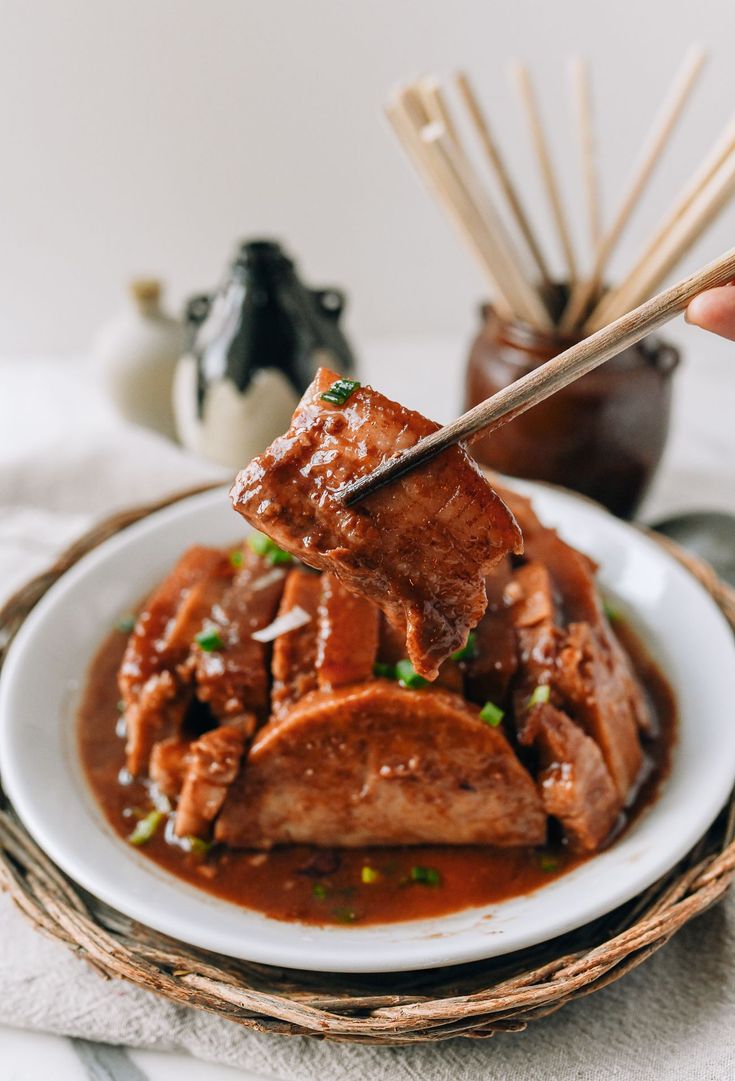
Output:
[387, 46, 735, 338]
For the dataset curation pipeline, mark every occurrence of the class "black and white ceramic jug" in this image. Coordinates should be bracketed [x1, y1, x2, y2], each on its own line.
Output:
[174, 240, 356, 467]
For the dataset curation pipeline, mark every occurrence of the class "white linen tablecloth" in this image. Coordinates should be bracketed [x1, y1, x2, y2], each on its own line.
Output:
[1, 335, 734, 1080]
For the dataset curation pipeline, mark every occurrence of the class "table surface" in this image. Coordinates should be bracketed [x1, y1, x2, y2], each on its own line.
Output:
[1, 327, 733, 1080]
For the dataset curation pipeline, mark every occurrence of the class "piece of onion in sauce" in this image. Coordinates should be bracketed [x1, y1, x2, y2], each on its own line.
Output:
[251, 605, 312, 643]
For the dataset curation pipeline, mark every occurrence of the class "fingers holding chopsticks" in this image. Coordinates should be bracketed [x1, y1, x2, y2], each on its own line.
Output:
[686, 281, 735, 341]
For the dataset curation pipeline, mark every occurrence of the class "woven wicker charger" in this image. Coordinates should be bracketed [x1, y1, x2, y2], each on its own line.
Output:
[1, 483, 734, 1046]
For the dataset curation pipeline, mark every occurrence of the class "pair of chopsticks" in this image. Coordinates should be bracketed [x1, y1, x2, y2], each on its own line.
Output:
[342, 247, 735, 506]
[388, 48, 735, 337]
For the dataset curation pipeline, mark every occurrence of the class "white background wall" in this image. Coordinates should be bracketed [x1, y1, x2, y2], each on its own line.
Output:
[1, 0, 734, 355]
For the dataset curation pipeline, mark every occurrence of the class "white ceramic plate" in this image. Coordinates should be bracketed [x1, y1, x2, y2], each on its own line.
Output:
[1, 482, 734, 973]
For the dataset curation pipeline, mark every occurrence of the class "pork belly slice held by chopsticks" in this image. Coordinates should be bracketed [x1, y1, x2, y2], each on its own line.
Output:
[230, 368, 523, 680]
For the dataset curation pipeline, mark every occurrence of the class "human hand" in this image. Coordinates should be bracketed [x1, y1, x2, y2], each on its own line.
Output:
[685, 282, 735, 341]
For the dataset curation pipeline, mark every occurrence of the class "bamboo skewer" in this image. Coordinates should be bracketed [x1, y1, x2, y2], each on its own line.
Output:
[587, 111, 735, 328]
[559, 45, 707, 333]
[391, 82, 553, 331]
[512, 62, 578, 286]
[385, 98, 515, 322]
[417, 77, 461, 145]
[569, 57, 601, 253]
[341, 247, 735, 506]
[454, 70, 553, 289]
[586, 147, 735, 330]
[419, 123, 554, 330]
[412, 79, 551, 324]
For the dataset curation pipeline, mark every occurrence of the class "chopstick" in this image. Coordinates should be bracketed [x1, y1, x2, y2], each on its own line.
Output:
[512, 62, 578, 286]
[340, 246, 735, 506]
[586, 111, 735, 329]
[454, 70, 553, 289]
[587, 144, 735, 329]
[559, 45, 707, 333]
[569, 57, 601, 253]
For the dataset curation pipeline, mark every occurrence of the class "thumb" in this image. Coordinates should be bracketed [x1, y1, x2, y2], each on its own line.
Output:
[685, 284, 735, 342]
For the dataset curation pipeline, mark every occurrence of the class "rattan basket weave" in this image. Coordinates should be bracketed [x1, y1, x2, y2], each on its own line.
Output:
[1, 485, 734, 1045]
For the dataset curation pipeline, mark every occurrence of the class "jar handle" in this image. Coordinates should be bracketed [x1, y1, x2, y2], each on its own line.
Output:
[650, 342, 680, 375]
[312, 288, 346, 320]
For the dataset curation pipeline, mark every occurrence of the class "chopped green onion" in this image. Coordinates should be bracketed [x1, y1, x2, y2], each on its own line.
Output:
[229, 548, 244, 568]
[361, 865, 381, 884]
[115, 614, 136, 634]
[539, 854, 559, 873]
[332, 906, 358, 923]
[117, 699, 125, 713]
[373, 661, 395, 679]
[479, 701, 505, 727]
[320, 378, 361, 406]
[195, 627, 223, 652]
[187, 836, 211, 856]
[247, 531, 294, 566]
[603, 599, 620, 622]
[410, 865, 442, 887]
[128, 810, 164, 846]
[451, 631, 478, 663]
[312, 882, 328, 900]
[395, 659, 428, 689]
[528, 684, 551, 707]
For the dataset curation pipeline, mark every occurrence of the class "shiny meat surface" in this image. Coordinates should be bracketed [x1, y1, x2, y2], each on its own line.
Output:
[119, 546, 233, 774]
[555, 623, 643, 797]
[464, 558, 519, 705]
[230, 368, 522, 679]
[270, 568, 321, 717]
[215, 682, 546, 849]
[149, 737, 191, 799]
[174, 724, 248, 838]
[521, 703, 620, 851]
[193, 552, 286, 725]
[316, 574, 380, 688]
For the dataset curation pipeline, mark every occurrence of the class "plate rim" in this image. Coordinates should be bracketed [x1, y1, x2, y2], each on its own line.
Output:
[1, 481, 734, 973]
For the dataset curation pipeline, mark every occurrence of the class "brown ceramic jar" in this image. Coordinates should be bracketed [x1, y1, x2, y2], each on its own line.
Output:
[466, 303, 680, 519]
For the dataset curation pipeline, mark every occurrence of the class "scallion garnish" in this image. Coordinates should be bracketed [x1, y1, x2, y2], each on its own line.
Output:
[320, 378, 361, 406]
[116, 699, 125, 713]
[603, 599, 620, 622]
[451, 631, 478, 663]
[196, 627, 224, 652]
[373, 661, 395, 679]
[115, 614, 136, 634]
[229, 548, 244, 568]
[187, 836, 211, 856]
[361, 865, 381, 884]
[479, 701, 505, 727]
[528, 684, 551, 707]
[410, 865, 441, 887]
[539, 854, 559, 873]
[395, 659, 429, 689]
[128, 810, 164, 847]
[247, 531, 294, 566]
[312, 882, 328, 900]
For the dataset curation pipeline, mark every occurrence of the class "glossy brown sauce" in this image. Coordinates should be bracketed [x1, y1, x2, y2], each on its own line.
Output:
[78, 617, 676, 927]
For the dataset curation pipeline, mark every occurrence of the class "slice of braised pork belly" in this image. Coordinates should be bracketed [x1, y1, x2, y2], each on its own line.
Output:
[230, 368, 522, 681]
[174, 722, 251, 839]
[119, 546, 234, 775]
[315, 573, 380, 689]
[505, 539, 644, 806]
[192, 550, 287, 729]
[271, 568, 321, 718]
[214, 682, 546, 849]
[520, 703, 620, 852]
